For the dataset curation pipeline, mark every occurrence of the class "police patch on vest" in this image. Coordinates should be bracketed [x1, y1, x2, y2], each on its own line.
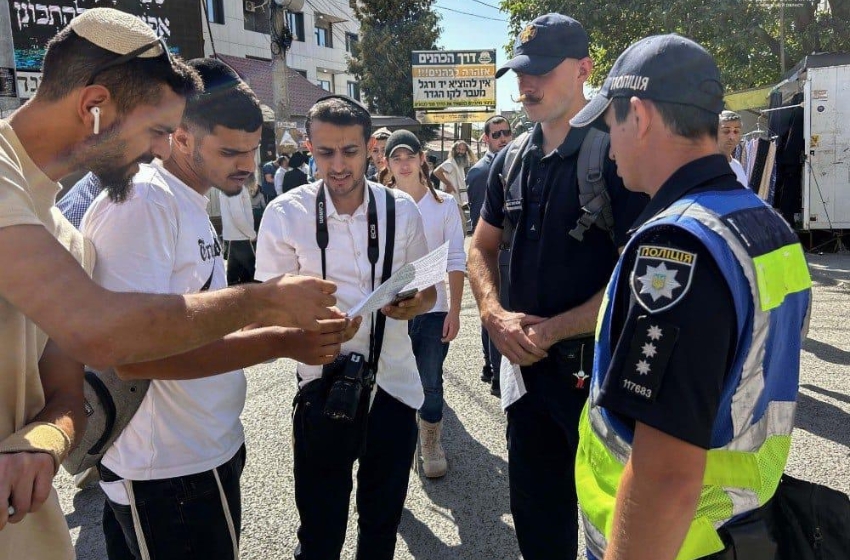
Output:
[630, 245, 697, 313]
[617, 315, 679, 403]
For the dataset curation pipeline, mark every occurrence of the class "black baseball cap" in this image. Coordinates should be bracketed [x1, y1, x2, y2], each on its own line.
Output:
[571, 34, 724, 129]
[496, 13, 589, 79]
[385, 130, 422, 157]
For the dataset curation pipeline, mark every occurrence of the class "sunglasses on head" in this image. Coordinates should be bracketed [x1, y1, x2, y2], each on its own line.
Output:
[490, 129, 513, 139]
[85, 37, 172, 87]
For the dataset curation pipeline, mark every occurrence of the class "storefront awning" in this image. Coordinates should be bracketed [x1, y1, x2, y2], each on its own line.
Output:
[724, 85, 774, 112]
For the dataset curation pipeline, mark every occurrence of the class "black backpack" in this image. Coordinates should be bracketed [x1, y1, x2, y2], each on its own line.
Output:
[498, 127, 614, 249]
[769, 474, 850, 560]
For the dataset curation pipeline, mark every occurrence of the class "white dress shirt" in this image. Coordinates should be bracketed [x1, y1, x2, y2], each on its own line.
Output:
[255, 180, 428, 409]
[414, 189, 466, 313]
[729, 158, 749, 188]
[274, 166, 288, 196]
[220, 186, 256, 241]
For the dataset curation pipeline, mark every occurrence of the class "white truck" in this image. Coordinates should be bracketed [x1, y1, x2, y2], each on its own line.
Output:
[776, 54, 850, 231]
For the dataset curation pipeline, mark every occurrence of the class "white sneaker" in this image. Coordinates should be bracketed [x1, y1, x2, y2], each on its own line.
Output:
[419, 419, 447, 478]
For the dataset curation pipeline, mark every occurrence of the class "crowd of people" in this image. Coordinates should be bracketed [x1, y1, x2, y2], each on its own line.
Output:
[0, 6, 814, 560]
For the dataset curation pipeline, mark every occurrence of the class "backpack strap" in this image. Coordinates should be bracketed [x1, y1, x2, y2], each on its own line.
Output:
[369, 189, 395, 376]
[569, 127, 615, 242]
[499, 131, 532, 249]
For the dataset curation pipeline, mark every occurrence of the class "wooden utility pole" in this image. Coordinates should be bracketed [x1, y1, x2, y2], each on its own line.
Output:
[270, 0, 304, 151]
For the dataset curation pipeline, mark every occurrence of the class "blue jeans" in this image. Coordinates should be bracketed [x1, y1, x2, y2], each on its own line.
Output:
[408, 312, 449, 423]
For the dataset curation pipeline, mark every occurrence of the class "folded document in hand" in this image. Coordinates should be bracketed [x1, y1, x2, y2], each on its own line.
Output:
[347, 242, 449, 317]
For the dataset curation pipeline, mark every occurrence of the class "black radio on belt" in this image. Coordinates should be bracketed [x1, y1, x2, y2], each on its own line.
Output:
[323, 352, 373, 422]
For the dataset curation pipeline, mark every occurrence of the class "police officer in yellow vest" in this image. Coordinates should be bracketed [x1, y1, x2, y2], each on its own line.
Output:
[569, 35, 812, 560]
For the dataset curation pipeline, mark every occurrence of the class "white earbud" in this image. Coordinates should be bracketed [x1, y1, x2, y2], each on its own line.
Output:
[90, 106, 101, 135]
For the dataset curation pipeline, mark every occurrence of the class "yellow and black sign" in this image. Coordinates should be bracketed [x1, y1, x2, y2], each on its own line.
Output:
[411, 49, 497, 110]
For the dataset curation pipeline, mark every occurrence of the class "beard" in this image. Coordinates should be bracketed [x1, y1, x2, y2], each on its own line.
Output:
[82, 121, 151, 203]
[454, 153, 469, 169]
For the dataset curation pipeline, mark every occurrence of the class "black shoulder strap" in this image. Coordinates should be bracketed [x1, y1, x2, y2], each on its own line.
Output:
[369, 189, 395, 371]
[499, 132, 532, 249]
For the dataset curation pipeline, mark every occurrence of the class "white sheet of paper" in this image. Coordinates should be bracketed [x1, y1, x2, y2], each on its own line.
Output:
[347, 241, 449, 318]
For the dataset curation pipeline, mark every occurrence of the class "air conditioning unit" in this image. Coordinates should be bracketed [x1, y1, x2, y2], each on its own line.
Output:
[245, 0, 256, 12]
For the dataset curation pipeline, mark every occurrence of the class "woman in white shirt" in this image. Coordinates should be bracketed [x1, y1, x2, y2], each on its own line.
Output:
[384, 130, 466, 478]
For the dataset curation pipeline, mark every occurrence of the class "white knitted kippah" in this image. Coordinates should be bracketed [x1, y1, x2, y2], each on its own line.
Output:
[68, 8, 163, 58]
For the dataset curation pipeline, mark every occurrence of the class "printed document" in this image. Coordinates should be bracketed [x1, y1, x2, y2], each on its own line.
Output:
[348, 242, 449, 317]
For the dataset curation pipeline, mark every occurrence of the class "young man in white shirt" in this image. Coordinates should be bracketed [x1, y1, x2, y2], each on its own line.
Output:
[82, 60, 357, 560]
[273, 153, 290, 197]
[220, 174, 258, 285]
[255, 96, 437, 560]
[718, 110, 749, 187]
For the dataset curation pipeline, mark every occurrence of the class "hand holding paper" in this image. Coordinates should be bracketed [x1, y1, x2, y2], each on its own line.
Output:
[347, 242, 449, 318]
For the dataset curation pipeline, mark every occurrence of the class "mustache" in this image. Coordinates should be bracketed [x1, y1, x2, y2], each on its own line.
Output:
[513, 92, 544, 104]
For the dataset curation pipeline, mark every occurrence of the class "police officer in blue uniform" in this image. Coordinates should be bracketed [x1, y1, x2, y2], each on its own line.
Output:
[467, 14, 647, 559]
[569, 35, 812, 560]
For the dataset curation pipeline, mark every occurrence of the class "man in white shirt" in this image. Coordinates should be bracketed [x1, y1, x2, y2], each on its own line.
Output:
[83, 60, 356, 560]
[255, 96, 437, 560]
[718, 110, 749, 187]
[273, 154, 290, 197]
[433, 140, 474, 231]
[220, 174, 258, 285]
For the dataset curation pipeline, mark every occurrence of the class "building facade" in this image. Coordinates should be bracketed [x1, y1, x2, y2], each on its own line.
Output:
[202, 0, 361, 100]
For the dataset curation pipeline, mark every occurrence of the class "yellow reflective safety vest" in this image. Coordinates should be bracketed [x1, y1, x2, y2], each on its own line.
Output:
[577, 189, 812, 559]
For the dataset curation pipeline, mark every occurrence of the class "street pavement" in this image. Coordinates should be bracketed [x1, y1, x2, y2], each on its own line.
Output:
[57, 253, 850, 560]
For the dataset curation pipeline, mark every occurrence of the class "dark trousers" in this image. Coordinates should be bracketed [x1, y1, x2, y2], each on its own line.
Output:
[100, 445, 246, 560]
[293, 386, 418, 560]
[481, 327, 502, 378]
[226, 240, 256, 285]
[506, 348, 592, 560]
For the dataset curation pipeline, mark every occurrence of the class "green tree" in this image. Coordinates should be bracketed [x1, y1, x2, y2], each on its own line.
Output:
[348, 0, 441, 117]
[500, 0, 850, 92]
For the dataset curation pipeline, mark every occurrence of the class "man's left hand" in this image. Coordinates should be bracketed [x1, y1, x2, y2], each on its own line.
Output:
[441, 311, 460, 343]
[381, 291, 431, 321]
[523, 318, 555, 352]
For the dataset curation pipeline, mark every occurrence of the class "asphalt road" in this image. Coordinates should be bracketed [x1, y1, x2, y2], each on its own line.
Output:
[57, 252, 850, 560]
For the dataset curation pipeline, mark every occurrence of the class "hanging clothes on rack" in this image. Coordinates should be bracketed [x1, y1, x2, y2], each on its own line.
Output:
[757, 140, 777, 201]
[742, 115, 778, 204]
[771, 93, 805, 226]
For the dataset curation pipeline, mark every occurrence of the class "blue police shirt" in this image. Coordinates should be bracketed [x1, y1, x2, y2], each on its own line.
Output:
[480, 124, 647, 318]
[599, 155, 740, 448]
